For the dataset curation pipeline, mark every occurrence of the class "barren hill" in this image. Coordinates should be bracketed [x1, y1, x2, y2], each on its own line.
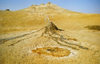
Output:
[0, 2, 100, 34]
[0, 2, 100, 64]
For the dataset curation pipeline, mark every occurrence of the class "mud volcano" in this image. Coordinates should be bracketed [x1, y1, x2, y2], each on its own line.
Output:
[32, 47, 71, 57]
[0, 19, 98, 64]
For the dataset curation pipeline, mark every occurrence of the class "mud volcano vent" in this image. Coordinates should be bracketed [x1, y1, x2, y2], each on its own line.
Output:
[32, 47, 71, 57]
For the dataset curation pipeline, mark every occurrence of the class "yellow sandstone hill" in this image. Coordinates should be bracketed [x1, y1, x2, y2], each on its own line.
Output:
[0, 2, 100, 64]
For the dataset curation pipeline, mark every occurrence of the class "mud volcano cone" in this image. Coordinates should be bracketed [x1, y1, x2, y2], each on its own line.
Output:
[45, 21, 60, 31]
[31, 22, 71, 57]
[42, 21, 63, 36]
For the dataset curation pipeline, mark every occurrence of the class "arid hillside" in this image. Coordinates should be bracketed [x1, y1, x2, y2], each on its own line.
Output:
[0, 2, 100, 34]
[0, 2, 100, 64]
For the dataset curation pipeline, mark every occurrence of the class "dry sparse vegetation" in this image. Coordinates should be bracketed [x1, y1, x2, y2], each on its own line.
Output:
[85, 25, 100, 31]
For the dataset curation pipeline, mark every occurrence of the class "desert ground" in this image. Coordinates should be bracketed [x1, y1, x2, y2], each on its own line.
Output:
[0, 3, 100, 64]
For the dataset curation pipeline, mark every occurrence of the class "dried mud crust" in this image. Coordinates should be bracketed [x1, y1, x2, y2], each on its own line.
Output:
[32, 47, 71, 57]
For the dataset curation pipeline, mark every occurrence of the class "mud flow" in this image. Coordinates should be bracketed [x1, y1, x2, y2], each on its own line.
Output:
[32, 47, 71, 57]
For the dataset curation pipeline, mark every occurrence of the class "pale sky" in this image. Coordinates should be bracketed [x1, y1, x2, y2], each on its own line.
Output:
[0, 0, 100, 13]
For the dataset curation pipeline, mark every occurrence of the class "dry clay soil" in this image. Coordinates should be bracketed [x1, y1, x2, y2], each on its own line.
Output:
[0, 21, 100, 64]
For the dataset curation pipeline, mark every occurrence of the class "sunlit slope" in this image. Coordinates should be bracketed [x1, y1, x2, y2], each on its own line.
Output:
[0, 3, 100, 34]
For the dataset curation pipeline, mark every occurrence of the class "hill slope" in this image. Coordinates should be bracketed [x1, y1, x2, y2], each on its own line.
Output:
[0, 2, 100, 34]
